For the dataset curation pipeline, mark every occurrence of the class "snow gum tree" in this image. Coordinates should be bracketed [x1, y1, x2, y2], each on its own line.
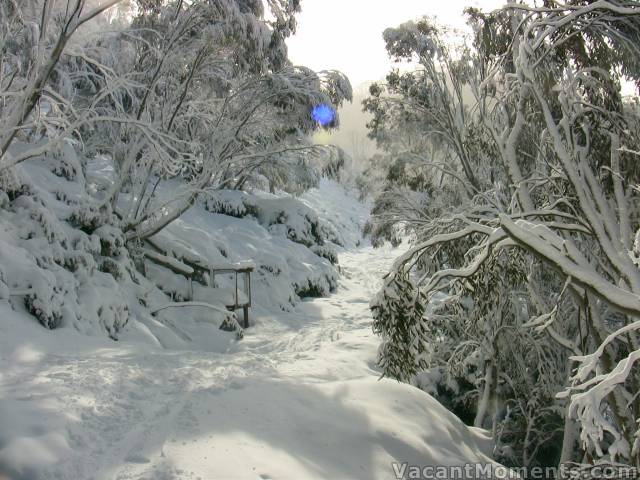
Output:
[68, 0, 351, 241]
[0, 0, 125, 170]
[1, 0, 351, 239]
[0, 0, 350, 336]
[369, 1, 640, 468]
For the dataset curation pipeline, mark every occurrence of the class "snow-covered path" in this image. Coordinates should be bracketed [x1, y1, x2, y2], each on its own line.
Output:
[1, 245, 496, 480]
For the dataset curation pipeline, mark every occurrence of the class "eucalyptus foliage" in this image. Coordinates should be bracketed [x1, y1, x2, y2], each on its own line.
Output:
[369, 1, 640, 468]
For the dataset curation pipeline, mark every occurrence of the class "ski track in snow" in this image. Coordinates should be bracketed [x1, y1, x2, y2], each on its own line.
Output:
[1, 245, 496, 480]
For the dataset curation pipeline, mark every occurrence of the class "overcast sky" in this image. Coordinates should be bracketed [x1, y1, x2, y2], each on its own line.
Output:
[286, 1, 505, 88]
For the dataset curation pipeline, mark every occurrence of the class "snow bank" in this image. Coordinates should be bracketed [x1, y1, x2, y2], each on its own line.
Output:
[0, 142, 360, 353]
[0, 147, 242, 352]
[144, 178, 367, 316]
[299, 177, 371, 250]
[148, 193, 341, 312]
[0, 246, 501, 480]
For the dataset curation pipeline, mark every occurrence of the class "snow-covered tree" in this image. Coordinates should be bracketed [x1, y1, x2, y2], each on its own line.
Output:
[84, 1, 351, 240]
[361, 18, 501, 247]
[0, 0, 351, 338]
[1, 0, 351, 240]
[0, 0, 125, 171]
[371, 1, 640, 468]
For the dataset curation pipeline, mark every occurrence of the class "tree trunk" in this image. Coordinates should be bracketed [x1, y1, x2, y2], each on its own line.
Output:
[559, 410, 579, 465]
[474, 361, 494, 428]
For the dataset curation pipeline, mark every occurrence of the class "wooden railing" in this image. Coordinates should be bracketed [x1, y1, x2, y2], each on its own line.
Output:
[142, 239, 253, 328]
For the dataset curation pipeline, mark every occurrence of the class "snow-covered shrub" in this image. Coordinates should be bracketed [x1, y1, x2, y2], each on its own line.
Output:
[219, 313, 244, 339]
[0, 190, 9, 210]
[372, 268, 428, 382]
[0, 265, 9, 301]
[149, 187, 343, 311]
[94, 225, 126, 258]
[310, 244, 338, 265]
[24, 273, 65, 330]
[68, 204, 113, 234]
[203, 190, 259, 218]
[202, 189, 343, 300]
[0, 148, 137, 338]
[204, 190, 339, 260]
[294, 275, 337, 298]
[259, 199, 326, 247]
[77, 273, 130, 340]
[0, 167, 26, 201]
[45, 142, 83, 182]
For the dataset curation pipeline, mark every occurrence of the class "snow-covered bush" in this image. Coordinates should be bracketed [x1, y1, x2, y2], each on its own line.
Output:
[149, 187, 342, 311]
[203, 190, 259, 218]
[204, 190, 338, 259]
[1, 187, 123, 335]
[0, 138, 138, 334]
[372, 268, 428, 382]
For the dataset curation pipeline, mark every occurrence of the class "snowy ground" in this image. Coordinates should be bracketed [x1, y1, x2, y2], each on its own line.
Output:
[0, 241, 498, 480]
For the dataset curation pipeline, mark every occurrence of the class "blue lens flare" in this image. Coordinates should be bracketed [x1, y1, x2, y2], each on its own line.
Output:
[311, 104, 335, 126]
